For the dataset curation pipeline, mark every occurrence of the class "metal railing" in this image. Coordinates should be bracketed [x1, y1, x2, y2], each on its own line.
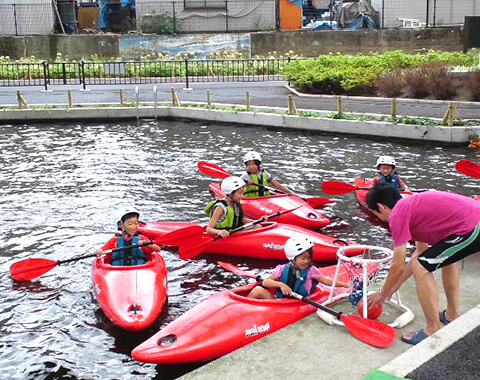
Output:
[0, 58, 294, 90]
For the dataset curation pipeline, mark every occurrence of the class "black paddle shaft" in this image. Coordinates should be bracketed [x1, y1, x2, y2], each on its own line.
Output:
[293, 293, 342, 319]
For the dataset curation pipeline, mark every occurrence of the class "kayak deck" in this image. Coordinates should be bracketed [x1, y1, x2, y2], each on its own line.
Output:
[209, 182, 331, 230]
[92, 252, 168, 331]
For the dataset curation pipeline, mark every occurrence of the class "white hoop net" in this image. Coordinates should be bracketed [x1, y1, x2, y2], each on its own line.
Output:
[317, 244, 414, 329]
[336, 245, 393, 307]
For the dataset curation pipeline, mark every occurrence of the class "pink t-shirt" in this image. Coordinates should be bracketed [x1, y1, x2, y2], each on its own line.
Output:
[389, 191, 480, 247]
[272, 264, 320, 294]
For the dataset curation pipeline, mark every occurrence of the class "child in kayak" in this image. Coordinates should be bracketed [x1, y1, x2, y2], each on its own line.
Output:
[97, 206, 161, 266]
[206, 176, 266, 238]
[241, 151, 296, 197]
[373, 155, 409, 191]
[247, 236, 348, 299]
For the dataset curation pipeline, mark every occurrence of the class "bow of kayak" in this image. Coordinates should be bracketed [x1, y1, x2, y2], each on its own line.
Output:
[209, 182, 331, 230]
[354, 177, 413, 209]
[131, 264, 349, 364]
[92, 252, 168, 331]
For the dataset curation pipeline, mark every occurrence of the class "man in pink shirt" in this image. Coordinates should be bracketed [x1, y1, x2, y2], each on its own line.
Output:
[366, 183, 480, 345]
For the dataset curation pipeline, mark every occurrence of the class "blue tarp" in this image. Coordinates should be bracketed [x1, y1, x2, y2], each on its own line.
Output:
[303, 20, 339, 30]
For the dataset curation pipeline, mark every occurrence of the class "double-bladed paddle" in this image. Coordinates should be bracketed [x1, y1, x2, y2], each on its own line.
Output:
[9, 226, 204, 282]
[197, 161, 335, 208]
[217, 261, 396, 348]
[178, 206, 301, 260]
[321, 180, 421, 195]
[455, 159, 480, 179]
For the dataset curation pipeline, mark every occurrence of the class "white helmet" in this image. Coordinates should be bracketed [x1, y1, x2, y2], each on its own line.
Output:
[116, 206, 140, 225]
[221, 176, 245, 195]
[376, 156, 396, 169]
[284, 236, 314, 261]
[243, 151, 262, 164]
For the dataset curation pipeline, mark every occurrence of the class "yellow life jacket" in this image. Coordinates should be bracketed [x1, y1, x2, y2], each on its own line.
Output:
[205, 199, 244, 230]
[244, 171, 270, 197]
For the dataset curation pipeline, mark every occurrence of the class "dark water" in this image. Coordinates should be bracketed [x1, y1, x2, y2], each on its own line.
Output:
[0, 120, 478, 380]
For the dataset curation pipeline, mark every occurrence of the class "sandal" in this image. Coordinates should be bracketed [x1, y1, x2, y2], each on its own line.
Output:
[401, 329, 429, 345]
[439, 309, 451, 325]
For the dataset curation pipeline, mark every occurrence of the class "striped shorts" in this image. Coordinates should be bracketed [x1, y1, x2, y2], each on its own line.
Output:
[418, 222, 480, 272]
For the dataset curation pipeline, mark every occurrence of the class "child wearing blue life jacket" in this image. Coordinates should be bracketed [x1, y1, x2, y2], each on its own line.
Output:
[373, 156, 409, 192]
[241, 151, 296, 198]
[206, 176, 266, 239]
[247, 236, 348, 299]
[97, 206, 161, 266]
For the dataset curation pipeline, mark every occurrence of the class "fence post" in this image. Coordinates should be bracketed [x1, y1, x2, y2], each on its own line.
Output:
[246, 91, 251, 111]
[68, 90, 73, 108]
[13, 4, 18, 36]
[43, 62, 49, 91]
[426, 0, 430, 27]
[81, 61, 87, 90]
[184, 59, 189, 90]
[153, 86, 158, 120]
[391, 98, 397, 119]
[119, 89, 125, 106]
[207, 89, 212, 105]
[135, 86, 139, 121]
[336, 96, 343, 114]
[62, 62, 67, 85]
[287, 95, 297, 115]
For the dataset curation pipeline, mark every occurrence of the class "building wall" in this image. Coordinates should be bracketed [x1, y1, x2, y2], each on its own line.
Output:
[0, 0, 55, 35]
[136, 0, 276, 33]
[371, 0, 480, 28]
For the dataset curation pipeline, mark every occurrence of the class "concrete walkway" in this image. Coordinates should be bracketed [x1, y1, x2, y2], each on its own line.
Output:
[180, 254, 480, 380]
[2, 82, 480, 119]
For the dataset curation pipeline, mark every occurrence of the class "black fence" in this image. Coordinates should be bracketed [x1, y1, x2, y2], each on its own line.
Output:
[0, 58, 294, 89]
[1, 0, 479, 36]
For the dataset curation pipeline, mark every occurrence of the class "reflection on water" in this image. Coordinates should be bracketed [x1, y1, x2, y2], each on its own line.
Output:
[0, 120, 477, 379]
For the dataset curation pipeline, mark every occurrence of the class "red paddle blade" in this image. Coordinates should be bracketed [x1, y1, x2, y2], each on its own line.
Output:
[455, 159, 480, 179]
[157, 225, 205, 246]
[197, 161, 231, 179]
[179, 236, 214, 260]
[321, 181, 357, 195]
[217, 261, 257, 279]
[10, 258, 58, 281]
[304, 197, 335, 208]
[340, 314, 396, 348]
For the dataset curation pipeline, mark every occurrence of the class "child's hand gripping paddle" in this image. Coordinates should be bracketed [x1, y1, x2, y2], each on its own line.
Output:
[9, 226, 204, 282]
[178, 206, 301, 260]
[217, 261, 396, 348]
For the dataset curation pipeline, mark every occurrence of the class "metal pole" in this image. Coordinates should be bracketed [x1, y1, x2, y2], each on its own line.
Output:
[381, 0, 385, 29]
[426, 0, 430, 27]
[433, 0, 437, 27]
[172, 2, 176, 33]
[81, 61, 86, 90]
[13, 4, 18, 36]
[225, 1, 228, 32]
[43, 62, 49, 91]
[185, 59, 189, 90]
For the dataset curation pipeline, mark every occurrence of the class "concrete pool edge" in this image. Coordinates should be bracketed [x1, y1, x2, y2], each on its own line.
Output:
[1, 105, 479, 143]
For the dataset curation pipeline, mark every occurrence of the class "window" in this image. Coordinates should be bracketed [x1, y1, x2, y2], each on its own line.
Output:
[184, 0, 227, 9]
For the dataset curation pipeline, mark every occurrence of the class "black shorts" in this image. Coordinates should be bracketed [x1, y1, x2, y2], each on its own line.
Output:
[418, 222, 480, 272]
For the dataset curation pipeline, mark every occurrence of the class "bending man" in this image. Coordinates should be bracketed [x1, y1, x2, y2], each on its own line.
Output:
[366, 183, 480, 345]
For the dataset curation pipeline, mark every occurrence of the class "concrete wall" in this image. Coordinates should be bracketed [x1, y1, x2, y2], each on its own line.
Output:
[0, 35, 119, 60]
[250, 27, 463, 57]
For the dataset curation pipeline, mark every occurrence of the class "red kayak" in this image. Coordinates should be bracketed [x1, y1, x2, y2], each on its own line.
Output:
[209, 182, 330, 230]
[139, 221, 364, 262]
[132, 264, 350, 364]
[92, 251, 168, 331]
[354, 177, 413, 209]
